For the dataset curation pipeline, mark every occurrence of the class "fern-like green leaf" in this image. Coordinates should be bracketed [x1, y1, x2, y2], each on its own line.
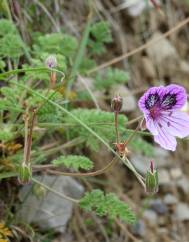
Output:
[0, 125, 15, 142]
[89, 21, 112, 55]
[0, 86, 24, 113]
[80, 189, 136, 224]
[28, 89, 63, 123]
[95, 68, 129, 90]
[52, 155, 93, 171]
[63, 109, 127, 151]
[0, 34, 24, 59]
[79, 58, 96, 74]
[90, 21, 112, 43]
[0, 19, 25, 59]
[0, 19, 17, 36]
[33, 33, 78, 57]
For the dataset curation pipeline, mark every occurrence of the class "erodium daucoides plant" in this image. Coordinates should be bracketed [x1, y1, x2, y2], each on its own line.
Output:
[1, 16, 189, 232]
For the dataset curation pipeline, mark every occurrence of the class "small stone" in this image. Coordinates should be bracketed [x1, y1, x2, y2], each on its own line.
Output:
[150, 199, 168, 215]
[158, 169, 170, 185]
[110, 85, 137, 112]
[176, 176, 189, 194]
[170, 168, 182, 180]
[175, 203, 189, 221]
[143, 209, 157, 226]
[127, 0, 146, 17]
[18, 175, 84, 233]
[132, 220, 146, 237]
[158, 216, 166, 226]
[163, 194, 178, 205]
[147, 32, 178, 64]
[127, 0, 159, 17]
[147, 32, 179, 77]
[141, 57, 156, 79]
[153, 148, 170, 167]
[130, 148, 170, 175]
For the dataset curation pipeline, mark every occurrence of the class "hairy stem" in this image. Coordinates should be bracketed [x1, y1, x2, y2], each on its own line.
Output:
[25, 108, 36, 164]
[32, 177, 79, 203]
[44, 157, 118, 177]
[114, 111, 120, 144]
[124, 118, 144, 146]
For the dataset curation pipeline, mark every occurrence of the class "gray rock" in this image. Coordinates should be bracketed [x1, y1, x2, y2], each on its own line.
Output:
[147, 32, 179, 77]
[150, 199, 168, 215]
[18, 175, 84, 233]
[141, 57, 156, 79]
[176, 176, 189, 194]
[127, 0, 159, 17]
[110, 85, 137, 112]
[147, 32, 178, 64]
[163, 194, 178, 205]
[153, 148, 171, 167]
[130, 148, 170, 175]
[127, 0, 146, 17]
[170, 168, 182, 180]
[175, 203, 189, 221]
[143, 209, 157, 226]
[132, 220, 146, 237]
[158, 169, 171, 185]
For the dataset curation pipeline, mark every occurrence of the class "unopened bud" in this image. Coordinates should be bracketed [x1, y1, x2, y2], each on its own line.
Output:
[45, 55, 57, 68]
[145, 161, 158, 195]
[111, 95, 122, 112]
[18, 163, 32, 185]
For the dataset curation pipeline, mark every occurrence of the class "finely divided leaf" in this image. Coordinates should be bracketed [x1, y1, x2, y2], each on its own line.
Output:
[80, 189, 136, 224]
[52, 155, 94, 171]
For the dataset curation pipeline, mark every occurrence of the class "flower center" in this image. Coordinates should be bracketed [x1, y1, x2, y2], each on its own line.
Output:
[149, 106, 161, 119]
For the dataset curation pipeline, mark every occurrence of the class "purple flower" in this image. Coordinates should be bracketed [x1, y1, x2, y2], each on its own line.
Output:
[45, 55, 57, 68]
[138, 84, 189, 151]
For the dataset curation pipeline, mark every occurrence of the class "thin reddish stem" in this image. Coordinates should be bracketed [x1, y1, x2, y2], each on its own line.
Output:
[114, 111, 120, 144]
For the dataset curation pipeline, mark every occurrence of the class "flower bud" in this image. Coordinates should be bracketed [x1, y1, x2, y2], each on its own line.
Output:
[45, 55, 57, 68]
[145, 161, 158, 195]
[18, 163, 32, 185]
[111, 95, 123, 112]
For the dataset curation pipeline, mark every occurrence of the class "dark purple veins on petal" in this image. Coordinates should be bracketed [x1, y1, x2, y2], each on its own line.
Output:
[161, 93, 176, 109]
[145, 93, 160, 109]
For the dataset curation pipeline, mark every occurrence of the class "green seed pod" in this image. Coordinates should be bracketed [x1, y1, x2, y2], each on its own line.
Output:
[145, 161, 158, 195]
[18, 163, 32, 185]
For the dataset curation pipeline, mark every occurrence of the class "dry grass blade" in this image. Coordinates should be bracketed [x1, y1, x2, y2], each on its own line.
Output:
[88, 17, 189, 74]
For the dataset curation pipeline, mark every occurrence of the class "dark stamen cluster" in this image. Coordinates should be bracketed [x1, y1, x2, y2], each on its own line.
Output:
[161, 93, 176, 109]
[145, 93, 160, 110]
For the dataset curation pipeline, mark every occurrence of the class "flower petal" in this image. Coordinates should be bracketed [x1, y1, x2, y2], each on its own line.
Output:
[154, 122, 177, 151]
[138, 86, 164, 113]
[161, 84, 187, 110]
[160, 111, 189, 138]
[145, 115, 158, 135]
